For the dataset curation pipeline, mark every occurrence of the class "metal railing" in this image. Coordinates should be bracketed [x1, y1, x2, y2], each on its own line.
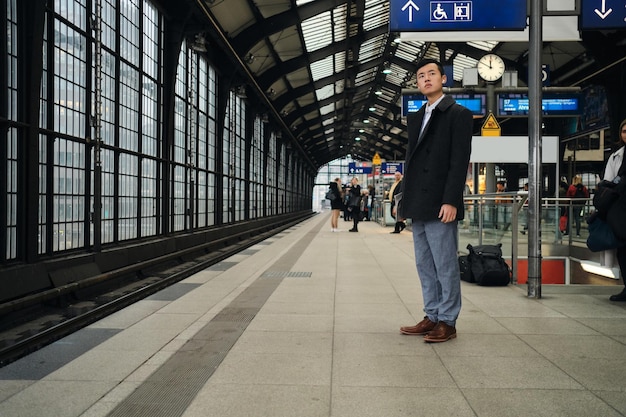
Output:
[459, 192, 599, 284]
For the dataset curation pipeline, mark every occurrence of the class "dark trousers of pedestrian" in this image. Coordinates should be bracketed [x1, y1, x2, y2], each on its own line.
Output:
[573, 206, 583, 236]
[618, 246, 626, 289]
[350, 209, 360, 232]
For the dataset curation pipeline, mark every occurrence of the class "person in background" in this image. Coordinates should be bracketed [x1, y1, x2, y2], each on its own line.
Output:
[398, 58, 472, 343]
[360, 189, 369, 221]
[566, 174, 590, 237]
[495, 180, 510, 230]
[605, 118, 626, 301]
[328, 178, 343, 232]
[366, 184, 376, 221]
[520, 182, 529, 234]
[495, 180, 507, 197]
[389, 171, 406, 233]
[347, 177, 362, 232]
[558, 179, 570, 235]
[342, 184, 351, 222]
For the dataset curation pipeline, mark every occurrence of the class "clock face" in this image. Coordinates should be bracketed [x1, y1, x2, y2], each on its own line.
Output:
[477, 54, 505, 82]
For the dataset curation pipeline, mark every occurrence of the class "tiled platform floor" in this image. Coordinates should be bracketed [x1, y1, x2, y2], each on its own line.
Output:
[1, 213, 625, 417]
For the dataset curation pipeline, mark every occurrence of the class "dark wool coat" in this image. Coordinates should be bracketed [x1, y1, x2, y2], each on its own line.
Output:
[398, 95, 472, 221]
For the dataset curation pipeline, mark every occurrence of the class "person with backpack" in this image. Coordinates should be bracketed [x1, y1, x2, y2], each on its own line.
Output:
[566, 174, 590, 237]
[327, 178, 344, 232]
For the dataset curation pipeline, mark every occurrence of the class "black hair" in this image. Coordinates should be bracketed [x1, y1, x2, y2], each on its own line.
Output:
[416, 58, 445, 76]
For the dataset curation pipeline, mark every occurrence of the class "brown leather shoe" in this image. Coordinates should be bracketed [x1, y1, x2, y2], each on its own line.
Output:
[400, 317, 436, 335]
[423, 322, 456, 343]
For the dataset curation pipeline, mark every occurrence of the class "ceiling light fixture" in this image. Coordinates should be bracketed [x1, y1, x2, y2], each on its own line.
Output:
[245, 53, 255, 64]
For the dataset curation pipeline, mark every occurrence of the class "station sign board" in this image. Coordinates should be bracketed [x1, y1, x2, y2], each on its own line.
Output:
[581, 0, 626, 29]
[381, 162, 404, 174]
[390, 0, 527, 31]
[348, 163, 372, 175]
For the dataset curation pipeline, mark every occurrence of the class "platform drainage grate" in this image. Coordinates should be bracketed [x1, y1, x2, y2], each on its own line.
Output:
[260, 271, 311, 278]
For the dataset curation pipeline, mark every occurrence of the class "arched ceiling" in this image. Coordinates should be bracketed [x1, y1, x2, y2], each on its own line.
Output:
[173, 0, 625, 170]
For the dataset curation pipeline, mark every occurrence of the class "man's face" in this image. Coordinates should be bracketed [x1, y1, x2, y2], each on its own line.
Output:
[416, 63, 446, 97]
[394, 172, 402, 181]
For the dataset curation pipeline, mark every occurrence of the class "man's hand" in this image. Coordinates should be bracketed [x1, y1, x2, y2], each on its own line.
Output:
[438, 204, 457, 223]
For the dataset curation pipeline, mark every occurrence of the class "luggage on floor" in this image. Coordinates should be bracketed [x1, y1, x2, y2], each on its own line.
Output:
[464, 243, 511, 286]
[458, 255, 474, 283]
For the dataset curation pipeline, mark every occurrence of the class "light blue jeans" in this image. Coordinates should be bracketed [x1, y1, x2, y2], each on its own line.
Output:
[411, 219, 461, 327]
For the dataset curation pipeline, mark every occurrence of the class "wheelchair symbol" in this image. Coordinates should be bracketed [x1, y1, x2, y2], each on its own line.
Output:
[433, 3, 448, 20]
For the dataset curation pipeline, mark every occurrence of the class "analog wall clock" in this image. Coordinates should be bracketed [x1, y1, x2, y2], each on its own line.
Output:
[477, 54, 505, 82]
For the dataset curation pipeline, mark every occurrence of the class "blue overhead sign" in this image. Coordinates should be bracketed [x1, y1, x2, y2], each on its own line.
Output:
[390, 0, 527, 31]
[581, 0, 626, 29]
[348, 163, 372, 175]
[381, 162, 404, 174]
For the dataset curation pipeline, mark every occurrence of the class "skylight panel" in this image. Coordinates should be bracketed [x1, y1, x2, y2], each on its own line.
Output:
[363, 0, 389, 31]
[359, 36, 385, 63]
[302, 11, 332, 52]
[334, 52, 346, 73]
[384, 63, 405, 86]
[451, 53, 478, 81]
[310, 55, 334, 82]
[467, 40, 498, 52]
[315, 85, 335, 102]
[394, 41, 425, 62]
[320, 103, 335, 116]
[332, 4, 347, 42]
[355, 67, 377, 86]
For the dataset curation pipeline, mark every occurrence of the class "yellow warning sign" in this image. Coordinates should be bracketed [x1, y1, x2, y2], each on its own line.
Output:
[481, 112, 501, 136]
[372, 152, 382, 165]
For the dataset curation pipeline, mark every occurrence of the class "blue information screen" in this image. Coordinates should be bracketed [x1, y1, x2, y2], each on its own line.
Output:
[403, 94, 486, 116]
[497, 94, 582, 117]
[390, 0, 527, 31]
[581, 0, 626, 29]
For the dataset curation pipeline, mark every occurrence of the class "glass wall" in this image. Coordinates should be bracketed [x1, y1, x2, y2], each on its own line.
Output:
[0, 0, 313, 265]
[6, 0, 18, 259]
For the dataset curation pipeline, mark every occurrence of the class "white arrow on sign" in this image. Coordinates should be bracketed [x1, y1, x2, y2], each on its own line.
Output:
[594, 0, 613, 19]
[401, 0, 420, 23]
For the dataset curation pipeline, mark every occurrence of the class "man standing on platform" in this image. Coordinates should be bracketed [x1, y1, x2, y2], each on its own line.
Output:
[398, 59, 472, 343]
